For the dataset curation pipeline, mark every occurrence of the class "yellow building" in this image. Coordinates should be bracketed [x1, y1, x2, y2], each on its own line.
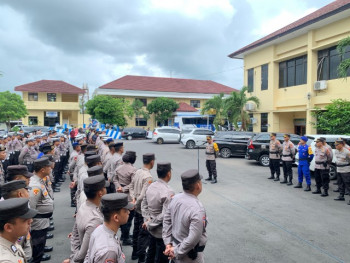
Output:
[15, 80, 90, 127]
[229, 0, 350, 135]
[95, 75, 236, 130]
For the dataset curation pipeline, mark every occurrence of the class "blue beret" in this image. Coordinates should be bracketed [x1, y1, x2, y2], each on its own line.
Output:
[72, 142, 79, 147]
[301, 136, 308, 142]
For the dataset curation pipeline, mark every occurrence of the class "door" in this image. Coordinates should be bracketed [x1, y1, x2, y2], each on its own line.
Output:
[294, 125, 306, 136]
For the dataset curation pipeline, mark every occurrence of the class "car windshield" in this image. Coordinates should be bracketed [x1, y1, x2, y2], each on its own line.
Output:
[181, 130, 192, 134]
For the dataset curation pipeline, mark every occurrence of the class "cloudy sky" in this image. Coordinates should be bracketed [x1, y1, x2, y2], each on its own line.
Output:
[0, 0, 332, 95]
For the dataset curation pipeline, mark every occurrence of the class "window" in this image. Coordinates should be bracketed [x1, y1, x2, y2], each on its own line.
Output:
[318, 45, 350, 80]
[28, 93, 38, 101]
[261, 113, 268, 132]
[135, 118, 147, 126]
[261, 64, 268, 90]
[28, 116, 38, 125]
[247, 68, 254, 92]
[279, 55, 307, 87]
[47, 93, 56, 102]
[248, 114, 253, 132]
[190, 100, 201, 108]
[193, 130, 214, 135]
[136, 98, 147, 107]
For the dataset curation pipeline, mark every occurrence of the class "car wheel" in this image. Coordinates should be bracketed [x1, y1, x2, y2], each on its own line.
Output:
[259, 154, 270, 167]
[186, 140, 195, 149]
[329, 164, 337, 180]
[127, 135, 132, 140]
[157, 138, 164, 144]
[220, 148, 231, 158]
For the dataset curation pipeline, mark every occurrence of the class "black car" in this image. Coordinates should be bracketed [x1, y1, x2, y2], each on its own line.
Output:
[121, 127, 147, 140]
[246, 133, 301, 166]
[213, 131, 256, 158]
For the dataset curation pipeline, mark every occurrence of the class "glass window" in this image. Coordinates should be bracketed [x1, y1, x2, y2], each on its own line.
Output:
[28, 93, 38, 101]
[279, 55, 307, 87]
[28, 116, 38, 125]
[261, 64, 268, 90]
[248, 114, 253, 132]
[318, 45, 350, 80]
[136, 98, 147, 107]
[47, 93, 56, 102]
[190, 100, 201, 108]
[135, 118, 147, 126]
[330, 47, 341, 79]
[256, 134, 270, 142]
[261, 113, 268, 132]
[247, 68, 254, 92]
[279, 62, 287, 88]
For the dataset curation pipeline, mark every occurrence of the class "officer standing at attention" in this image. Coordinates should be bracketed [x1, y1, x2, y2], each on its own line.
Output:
[204, 136, 219, 184]
[84, 193, 134, 263]
[163, 169, 207, 263]
[19, 137, 38, 172]
[312, 138, 332, 197]
[268, 133, 282, 181]
[0, 198, 37, 263]
[108, 142, 124, 192]
[294, 136, 314, 191]
[334, 139, 350, 204]
[0, 145, 6, 184]
[142, 162, 175, 263]
[6, 165, 33, 186]
[280, 134, 295, 185]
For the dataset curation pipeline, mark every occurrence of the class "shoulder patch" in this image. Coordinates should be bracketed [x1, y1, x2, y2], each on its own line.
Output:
[41, 184, 45, 189]
[74, 156, 77, 161]
[148, 179, 153, 184]
[105, 259, 115, 263]
[43, 191, 48, 196]
[33, 188, 40, 195]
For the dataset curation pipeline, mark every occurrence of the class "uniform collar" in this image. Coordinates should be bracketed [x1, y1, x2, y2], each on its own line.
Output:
[103, 223, 118, 236]
[0, 236, 16, 252]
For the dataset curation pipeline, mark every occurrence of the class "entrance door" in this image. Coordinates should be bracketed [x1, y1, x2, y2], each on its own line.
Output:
[294, 125, 306, 136]
[44, 112, 60, 127]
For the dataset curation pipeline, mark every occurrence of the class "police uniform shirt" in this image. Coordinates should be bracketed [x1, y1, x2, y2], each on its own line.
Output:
[13, 138, 23, 151]
[17, 232, 32, 262]
[69, 150, 80, 174]
[107, 153, 123, 181]
[102, 152, 112, 174]
[59, 142, 66, 156]
[73, 155, 85, 182]
[53, 146, 61, 161]
[114, 162, 137, 199]
[100, 144, 110, 164]
[29, 174, 54, 230]
[19, 145, 37, 165]
[205, 143, 216, 161]
[281, 140, 295, 162]
[335, 147, 350, 173]
[76, 164, 88, 203]
[0, 162, 5, 185]
[141, 179, 174, 238]
[269, 138, 282, 159]
[129, 168, 153, 213]
[163, 192, 207, 262]
[6, 140, 13, 154]
[0, 236, 27, 263]
[84, 224, 125, 263]
[314, 146, 332, 170]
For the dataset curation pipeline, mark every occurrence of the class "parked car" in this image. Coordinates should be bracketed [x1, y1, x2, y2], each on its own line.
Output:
[246, 133, 301, 166]
[10, 125, 28, 131]
[213, 131, 256, 158]
[180, 128, 215, 149]
[152, 127, 181, 144]
[295, 134, 350, 180]
[121, 127, 147, 140]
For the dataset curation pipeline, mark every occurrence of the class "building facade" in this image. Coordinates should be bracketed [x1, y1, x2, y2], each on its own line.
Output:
[229, 0, 350, 135]
[15, 80, 90, 127]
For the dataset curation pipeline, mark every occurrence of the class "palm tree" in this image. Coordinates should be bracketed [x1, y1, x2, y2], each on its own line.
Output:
[224, 86, 260, 131]
[201, 93, 226, 130]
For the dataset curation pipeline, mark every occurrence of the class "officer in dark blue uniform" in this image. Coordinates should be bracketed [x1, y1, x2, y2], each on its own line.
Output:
[294, 136, 314, 191]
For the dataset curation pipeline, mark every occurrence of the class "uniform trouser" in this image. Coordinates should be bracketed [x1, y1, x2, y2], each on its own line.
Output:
[269, 158, 280, 177]
[146, 235, 168, 263]
[314, 168, 330, 190]
[298, 162, 311, 185]
[13, 151, 20, 165]
[133, 212, 150, 261]
[282, 161, 293, 181]
[31, 228, 48, 263]
[337, 172, 350, 196]
[59, 156, 66, 179]
[121, 209, 134, 240]
[9, 153, 15, 165]
[53, 161, 60, 184]
[206, 160, 217, 179]
[3, 159, 10, 173]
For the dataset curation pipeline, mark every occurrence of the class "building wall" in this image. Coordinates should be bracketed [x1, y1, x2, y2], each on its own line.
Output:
[243, 16, 350, 134]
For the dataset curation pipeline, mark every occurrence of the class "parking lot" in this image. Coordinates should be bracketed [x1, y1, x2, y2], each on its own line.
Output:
[51, 140, 349, 263]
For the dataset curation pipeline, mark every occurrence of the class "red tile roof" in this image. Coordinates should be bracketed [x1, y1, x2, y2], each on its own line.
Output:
[176, 102, 198, 112]
[99, 75, 237, 94]
[15, 80, 85, 94]
[229, 0, 350, 58]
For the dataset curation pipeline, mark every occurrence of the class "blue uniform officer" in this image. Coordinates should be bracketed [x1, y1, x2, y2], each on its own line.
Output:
[295, 136, 314, 191]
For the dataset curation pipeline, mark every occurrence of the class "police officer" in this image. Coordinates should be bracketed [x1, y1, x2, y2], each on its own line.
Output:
[29, 157, 54, 262]
[6, 165, 33, 186]
[130, 153, 155, 262]
[0, 145, 6, 184]
[142, 162, 175, 263]
[268, 133, 283, 181]
[108, 142, 124, 193]
[12, 133, 23, 165]
[19, 137, 38, 172]
[100, 138, 113, 164]
[0, 198, 37, 263]
[312, 138, 332, 196]
[102, 143, 115, 180]
[68, 143, 81, 207]
[280, 134, 295, 185]
[294, 136, 314, 191]
[163, 169, 207, 263]
[204, 136, 219, 184]
[334, 139, 350, 204]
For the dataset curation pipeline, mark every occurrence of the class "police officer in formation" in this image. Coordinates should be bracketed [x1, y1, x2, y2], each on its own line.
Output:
[268, 133, 283, 181]
[294, 136, 314, 191]
[280, 134, 295, 185]
[334, 139, 350, 204]
[204, 135, 219, 184]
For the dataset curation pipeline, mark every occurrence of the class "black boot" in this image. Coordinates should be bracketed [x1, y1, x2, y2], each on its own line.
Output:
[274, 176, 280, 181]
[347, 200, 350, 205]
[294, 182, 302, 188]
[312, 188, 321, 194]
[334, 195, 345, 201]
[280, 178, 288, 184]
[321, 189, 328, 197]
[205, 177, 212, 181]
[333, 189, 340, 192]
[267, 175, 275, 179]
[287, 179, 293, 186]
[304, 185, 311, 191]
[211, 178, 217, 184]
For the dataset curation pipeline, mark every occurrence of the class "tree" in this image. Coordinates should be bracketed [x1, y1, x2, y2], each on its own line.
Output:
[128, 99, 150, 126]
[337, 36, 350, 79]
[146, 97, 178, 126]
[0, 91, 28, 129]
[311, 99, 350, 134]
[224, 86, 260, 131]
[85, 95, 127, 126]
[201, 93, 226, 130]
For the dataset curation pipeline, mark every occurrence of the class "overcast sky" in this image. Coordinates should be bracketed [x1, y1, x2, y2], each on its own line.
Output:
[0, 0, 332, 95]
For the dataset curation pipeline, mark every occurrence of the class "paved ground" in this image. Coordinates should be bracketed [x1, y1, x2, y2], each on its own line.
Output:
[49, 140, 350, 263]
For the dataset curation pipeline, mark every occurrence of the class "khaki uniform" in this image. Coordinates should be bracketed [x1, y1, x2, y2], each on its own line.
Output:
[163, 192, 207, 263]
[269, 139, 282, 160]
[335, 148, 350, 197]
[84, 224, 125, 263]
[18, 145, 38, 165]
[0, 162, 5, 185]
[73, 155, 85, 182]
[314, 146, 332, 170]
[102, 152, 112, 174]
[0, 236, 27, 263]
[69, 150, 80, 174]
[114, 162, 137, 200]
[130, 168, 153, 213]
[76, 164, 88, 209]
[17, 232, 32, 262]
[281, 140, 295, 162]
[100, 145, 110, 164]
[107, 153, 123, 181]
[12, 138, 23, 151]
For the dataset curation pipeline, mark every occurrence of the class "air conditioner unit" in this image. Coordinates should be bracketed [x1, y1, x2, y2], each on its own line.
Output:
[250, 117, 257, 124]
[245, 103, 256, 111]
[314, 80, 327, 91]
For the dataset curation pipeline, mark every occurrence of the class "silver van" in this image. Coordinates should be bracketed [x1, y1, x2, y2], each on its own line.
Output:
[151, 127, 181, 144]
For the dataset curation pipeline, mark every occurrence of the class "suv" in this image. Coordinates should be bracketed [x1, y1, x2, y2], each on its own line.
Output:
[152, 127, 181, 144]
[121, 127, 147, 140]
[246, 133, 301, 166]
[213, 131, 256, 158]
[180, 128, 215, 149]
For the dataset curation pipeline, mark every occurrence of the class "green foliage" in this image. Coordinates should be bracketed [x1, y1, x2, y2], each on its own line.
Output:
[201, 93, 226, 130]
[311, 99, 350, 134]
[337, 36, 350, 79]
[0, 91, 28, 129]
[146, 97, 178, 125]
[85, 95, 127, 126]
[129, 99, 150, 126]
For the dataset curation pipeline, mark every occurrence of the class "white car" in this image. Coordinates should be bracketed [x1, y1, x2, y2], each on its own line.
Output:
[180, 128, 215, 149]
[151, 127, 181, 144]
[295, 134, 350, 180]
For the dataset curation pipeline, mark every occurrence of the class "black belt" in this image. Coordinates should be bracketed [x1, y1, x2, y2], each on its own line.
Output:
[336, 163, 350, 167]
[205, 152, 215, 155]
[315, 161, 326, 164]
[282, 154, 292, 157]
[34, 212, 53, 219]
[269, 151, 279, 154]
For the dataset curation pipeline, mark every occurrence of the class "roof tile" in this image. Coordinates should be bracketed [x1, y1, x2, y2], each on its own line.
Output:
[176, 102, 198, 112]
[15, 80, 85, 94]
